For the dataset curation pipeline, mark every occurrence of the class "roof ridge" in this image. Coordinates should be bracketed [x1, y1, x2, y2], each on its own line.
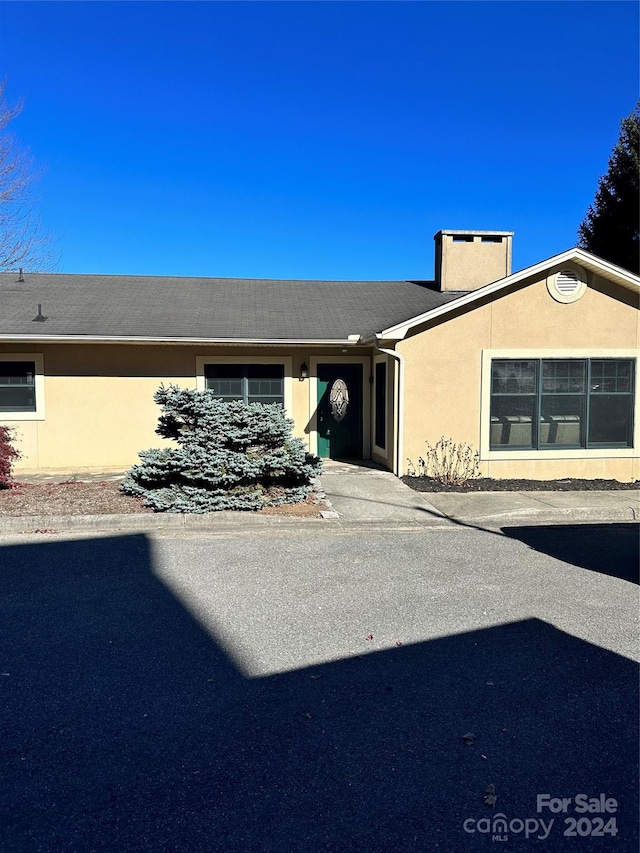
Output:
[0, 271, 419, 284]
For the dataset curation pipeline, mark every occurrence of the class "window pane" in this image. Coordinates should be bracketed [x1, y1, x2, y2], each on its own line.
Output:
[540, 395, 584, 446]
[0, 361, 36, 411]
[0, 361, 35, 384]
[542, 360, 585, 394]
[375, 362, 386, 449]
[590, 360, 633, 394]
[206, 378, 243, 399]
[0, 386, 36, 412]
[588, 395, 633, 446]
[247, 367, 283, 404]
[492, 361, 536, 394]
[247, 380, 283, 398]
[247, 365, 284, 381]
[205, 364, 244, 399]
[490, 395, 536, 448]
[205, 365, 243, 380]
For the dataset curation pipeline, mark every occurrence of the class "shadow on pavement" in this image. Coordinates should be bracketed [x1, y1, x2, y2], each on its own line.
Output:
[502, 523, 640, 584]
[1, 534, 638, 851]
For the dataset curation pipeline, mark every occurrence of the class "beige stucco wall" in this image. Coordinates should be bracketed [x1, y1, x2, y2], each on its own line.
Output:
[398, 273, 640, 481]
[0, 344, 371, 472]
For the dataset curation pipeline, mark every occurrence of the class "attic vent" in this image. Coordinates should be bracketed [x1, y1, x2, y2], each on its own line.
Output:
[547, 267, 587, 303]
[556, 271, 579, 294]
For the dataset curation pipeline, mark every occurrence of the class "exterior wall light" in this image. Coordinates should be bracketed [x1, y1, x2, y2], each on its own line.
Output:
[300, 361, 308, 380]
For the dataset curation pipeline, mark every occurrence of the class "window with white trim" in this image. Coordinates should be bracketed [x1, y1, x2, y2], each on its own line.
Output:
[490, 358, 635, 449]
[204, 364, 285, 405]
[0, 360, 36, 412]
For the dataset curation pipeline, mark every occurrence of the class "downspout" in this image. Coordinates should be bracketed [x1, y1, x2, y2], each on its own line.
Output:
[374, 337, 405, 477]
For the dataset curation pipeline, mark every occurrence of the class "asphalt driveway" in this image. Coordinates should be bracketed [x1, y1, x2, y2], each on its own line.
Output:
[1, 522, 638, 852]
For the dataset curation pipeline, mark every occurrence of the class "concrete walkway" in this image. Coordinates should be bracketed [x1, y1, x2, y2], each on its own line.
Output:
[321, 460, 640, 527]
[319, 460, 446, 523]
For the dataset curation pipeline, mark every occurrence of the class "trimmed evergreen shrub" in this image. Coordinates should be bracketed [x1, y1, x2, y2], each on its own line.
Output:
[0, 425, 21, 489]
[121, 384, 323, 513]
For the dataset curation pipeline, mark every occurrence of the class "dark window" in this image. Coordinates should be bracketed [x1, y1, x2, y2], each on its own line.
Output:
[375, 361, 386, 450]
[490, 360, 537, 449]
[0, 361, 36, 412]
[540, 360, 585, 447]
[490, 359, 635, 450]
[588, 360, 634, 445]
[205, 364, 284, 405]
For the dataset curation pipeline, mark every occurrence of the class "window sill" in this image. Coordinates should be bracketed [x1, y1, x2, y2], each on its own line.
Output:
[482, 447, 637, 461]
[0, 411, 44, 422]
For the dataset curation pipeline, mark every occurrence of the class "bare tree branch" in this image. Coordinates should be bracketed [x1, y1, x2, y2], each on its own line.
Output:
[0, 80, 58, 272]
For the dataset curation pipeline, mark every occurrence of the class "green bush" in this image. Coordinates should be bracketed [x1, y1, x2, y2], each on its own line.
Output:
[121, 385, 322, 512]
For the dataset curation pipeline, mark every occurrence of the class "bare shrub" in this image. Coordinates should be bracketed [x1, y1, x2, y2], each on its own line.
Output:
[408, 437, 480, 486]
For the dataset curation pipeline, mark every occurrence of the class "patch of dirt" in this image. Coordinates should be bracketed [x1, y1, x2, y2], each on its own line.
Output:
[0, 480, 322, 517]
[0, 481, 153, 517]
[257, 497, 323, 517]
[402, 476, 639, 493]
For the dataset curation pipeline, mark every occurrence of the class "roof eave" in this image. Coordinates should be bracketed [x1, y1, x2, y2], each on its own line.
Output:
[0, 334, 363, 346]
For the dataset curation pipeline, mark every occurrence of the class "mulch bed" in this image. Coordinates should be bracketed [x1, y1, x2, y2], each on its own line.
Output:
[0, 482, 153, 517]
[402, 476, 639, 493]
[0, 481, 321, 517]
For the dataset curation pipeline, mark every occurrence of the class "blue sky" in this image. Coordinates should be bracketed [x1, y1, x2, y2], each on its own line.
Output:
[0, 1, 637, 279]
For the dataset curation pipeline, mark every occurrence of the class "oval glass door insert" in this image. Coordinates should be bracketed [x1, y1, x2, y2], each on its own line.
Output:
[329, 378, 349, 422]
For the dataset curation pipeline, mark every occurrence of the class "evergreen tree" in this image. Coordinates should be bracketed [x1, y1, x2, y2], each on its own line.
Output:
[578, 103, 639, 272]
[121, 385, 322, 512]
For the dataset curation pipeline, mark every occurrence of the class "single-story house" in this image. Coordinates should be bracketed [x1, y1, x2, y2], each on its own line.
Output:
[1, 230, 638, 481]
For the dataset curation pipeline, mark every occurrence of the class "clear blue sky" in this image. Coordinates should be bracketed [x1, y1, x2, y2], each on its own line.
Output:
[0, 1, 637, 279]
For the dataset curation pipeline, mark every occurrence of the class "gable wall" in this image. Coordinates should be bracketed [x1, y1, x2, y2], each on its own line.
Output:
[398, 274, 639, 481]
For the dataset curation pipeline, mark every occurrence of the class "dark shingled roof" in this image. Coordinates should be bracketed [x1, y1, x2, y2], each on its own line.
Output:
[0, 273, 465, 341]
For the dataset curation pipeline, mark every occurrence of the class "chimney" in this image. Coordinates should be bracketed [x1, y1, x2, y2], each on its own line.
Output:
[434, 230, 513, 292]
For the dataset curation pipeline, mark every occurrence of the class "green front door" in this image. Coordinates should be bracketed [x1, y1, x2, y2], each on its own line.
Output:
[317, 363, 363, 459]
